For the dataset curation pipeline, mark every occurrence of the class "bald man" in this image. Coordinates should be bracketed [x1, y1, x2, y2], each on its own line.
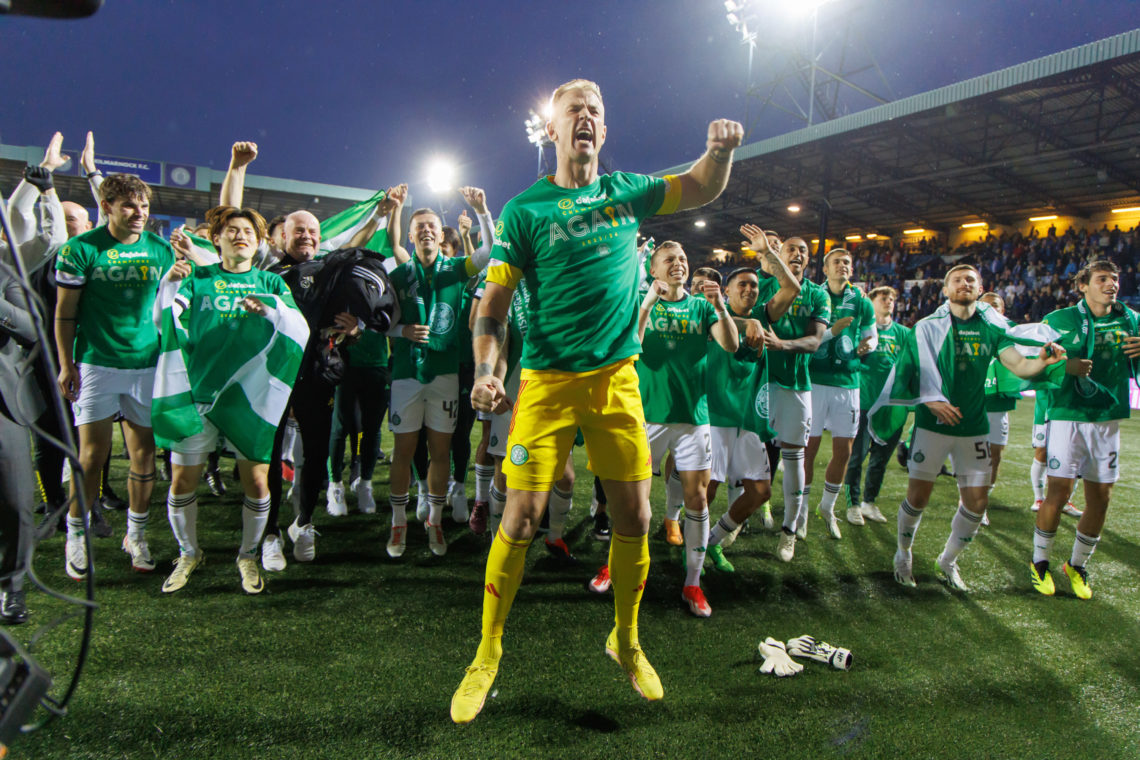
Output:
[61, 201, 93, 239]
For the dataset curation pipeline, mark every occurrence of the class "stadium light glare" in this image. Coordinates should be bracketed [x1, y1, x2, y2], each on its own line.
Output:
[694, 219, 707, 228]
[1029, 215, 1058, 222]
[903, 228, 925, 235]
[845, 234, 861, 241]
[1111, 206, 1140, 214]
[787, 204, 801, 213]
[811, 238, 820, 243]
[866, 233, 878, 239]
[960, 222, 987, 228]
[426, 159, 455, 193]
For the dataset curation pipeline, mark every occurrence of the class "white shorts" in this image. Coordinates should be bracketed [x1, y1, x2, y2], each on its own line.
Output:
[809, 385, 860, 438]
[646, 422, 711, 473]
[1045, 419, 1120, 484]
[171, 410, 250, 466]
[709, 426, 771, 485]
[389, 374, 460, 434]
[769, 386, 811, 447]
[71, 364, 154, 427]
[1032, 423, 1047, 449]
[907, 427, 993, 488]
[986, 411, 1010, 446]
[487, 368, 521, 459]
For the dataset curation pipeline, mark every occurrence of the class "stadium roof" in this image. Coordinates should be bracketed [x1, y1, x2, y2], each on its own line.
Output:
[0, 144, 378, 222]
[642, 28, 1140, 253]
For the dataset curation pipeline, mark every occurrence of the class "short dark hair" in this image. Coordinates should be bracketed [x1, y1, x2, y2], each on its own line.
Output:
[692, 267, 722, 285]
[409, 208, 441, 225]
[724, 267, 758, 288]
[1075, 259, 1119, 286]
[441, 225, 462, 254]
[267, 215, 287, 236]
[205, 205, 268, 243]
[100, 173, 151, 205]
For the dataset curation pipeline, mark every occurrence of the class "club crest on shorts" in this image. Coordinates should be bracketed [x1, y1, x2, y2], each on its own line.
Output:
[1049, 457, 1061, 469]
[912, 451, 925, 463]
[391, 412, 401, 426]
[490, 434, 499, 447]
[510, 444, 529, 465]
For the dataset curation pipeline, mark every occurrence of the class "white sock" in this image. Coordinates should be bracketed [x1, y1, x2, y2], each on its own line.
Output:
[474, 464, 494, 503]
[819, 480, 842, 518]
[1030, 459, 1047, 502]
[1033, 526, 1056, 565]
[942, 504, 983, 563]
[683, 507, 709, 587]
[240, 495, 270, 558]
[897, 498, 923, 551]
[547, 485, 572, 542]
[417, 479, 428, 497]
[781, 449, 806, 531]
[428, 494, 446, 525]
[796, 484, 813, 531]
[1070, 530, 1100, 568]
[708, 512, 740, 547]
[389, 492, 408, 528]
[665, 471, 683, 521]
[282, 418, 298, 461]
[66, 514, 84, 539]
[127, 509, 148, 542]
[167, 491, 200, 557]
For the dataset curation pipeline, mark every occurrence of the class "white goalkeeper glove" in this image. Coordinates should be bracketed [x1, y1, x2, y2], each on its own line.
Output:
[758, 637, 803, 677]
[785, 634, 853, 671]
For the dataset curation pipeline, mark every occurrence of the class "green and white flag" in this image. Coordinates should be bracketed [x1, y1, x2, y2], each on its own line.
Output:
[151, 279, 309, 462]
[319, 189, 390, 254]
[867, 302, 1060, 444]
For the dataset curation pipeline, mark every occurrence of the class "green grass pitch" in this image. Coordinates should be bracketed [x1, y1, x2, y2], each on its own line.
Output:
[15, 400, 1140, 758]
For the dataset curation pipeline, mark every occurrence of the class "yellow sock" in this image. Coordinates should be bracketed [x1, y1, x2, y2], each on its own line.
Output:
[609, 531, 650, 649]
[475, 526, 531, 662]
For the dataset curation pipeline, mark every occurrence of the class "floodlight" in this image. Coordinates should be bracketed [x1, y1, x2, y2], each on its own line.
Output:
[694, 219, 707, 228]
[787, 204, 801, 213]
[426, 159, 455, 194]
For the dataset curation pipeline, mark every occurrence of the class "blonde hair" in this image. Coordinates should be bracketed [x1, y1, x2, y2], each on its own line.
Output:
[549, 79, 603, 113]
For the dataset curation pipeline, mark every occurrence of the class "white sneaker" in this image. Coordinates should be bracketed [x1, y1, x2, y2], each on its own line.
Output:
[426, 521, 447, 556]
[121, 535, 156, 572]
[936, 553, 969, 592]
[795, 519, 808, 541]
[65, 534, 88, 581]
[386, 525, 407, 558]
[416, 492, 430, 522]
[893, 548, 916, 588]
[348, 475, 362, 492]
[980, 510, 990, 527]
[861, 502, 888, 523]
[1030, 498, 1043, 513]
[721, 521, 744, 549]
[449, 482, 469, 523]
[326, 482, 348, 517]
[822, 512, 842, 540]
[1062, 501, 1083, 518]
[287, 519, 319, 562]
[846, 506, 865, 526]
[356, 481, 376, 514]
[261, 534, 287, 572]
[776, 531, 796, 562]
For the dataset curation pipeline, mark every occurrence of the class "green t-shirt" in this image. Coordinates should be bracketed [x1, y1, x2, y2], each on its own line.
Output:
[637, 294, 718, 425]
[914, 312, 1014, 437]
[55, 227, 175, 369]
[173, 264, 295, 404]
[859, 320, 909, 409]
[1033, 389, 1050, 425]
[752, 275, 830, 391]
[707, 308, 774, 440]
[1042, 300, 1138, 423]
[490, 172, 668, 373]
[809, 282, 875, 389]
[389, 254, 476, 382]
[984, 359, 1020, 413]
[346, 329, 389, 369]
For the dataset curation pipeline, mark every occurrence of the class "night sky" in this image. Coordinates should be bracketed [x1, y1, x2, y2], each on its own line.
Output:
[1, 0, 1134, 214]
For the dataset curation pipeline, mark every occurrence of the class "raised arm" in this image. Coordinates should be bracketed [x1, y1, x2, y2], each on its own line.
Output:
[219, 141, 258, 208]
[459, 186, 495, 270]
[673, 119, 745, 212]
[703, 280, 739, 352]
[740, 223, 801, 321]
[79, 131, 106, 226]
[385, 183, 411, 264]
[346, 189, 399, 250]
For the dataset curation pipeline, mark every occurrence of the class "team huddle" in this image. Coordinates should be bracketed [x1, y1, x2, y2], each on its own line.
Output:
[15, 78, 1138, 723]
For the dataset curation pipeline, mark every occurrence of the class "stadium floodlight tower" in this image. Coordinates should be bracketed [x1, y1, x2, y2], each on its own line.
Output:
[425, 157, 455, 225]
[525, 103, 554, 178]
[724, 0, 895, 138]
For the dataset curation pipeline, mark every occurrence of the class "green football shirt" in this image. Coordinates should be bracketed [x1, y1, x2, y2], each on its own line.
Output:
[1042, 300, 1138, 423]
[984, 359, 1020, 413]
[637, 294, 718, 425]
[859, 319, 909, 409]
[389, 254, 477, 383]
[173, 264, 295, 404]
[752, 274, 830, 391]
[488, 172, 671, 373]
[810, 282, 875, 389]
[55, 227, 175, 369]
[914, 312, 1014, 437]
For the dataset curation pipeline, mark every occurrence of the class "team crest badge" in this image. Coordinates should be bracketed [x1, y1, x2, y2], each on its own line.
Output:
[1049, 457, 1061, 469]
[299, 275, 314, 290]
[510, 445, 529, 465]
[391, 413, 401, 426]
[490, 435, 499, 447]
[429, 303, 455, 334]
[754, 383, 770, 419]
[912, 451, 925, 463]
